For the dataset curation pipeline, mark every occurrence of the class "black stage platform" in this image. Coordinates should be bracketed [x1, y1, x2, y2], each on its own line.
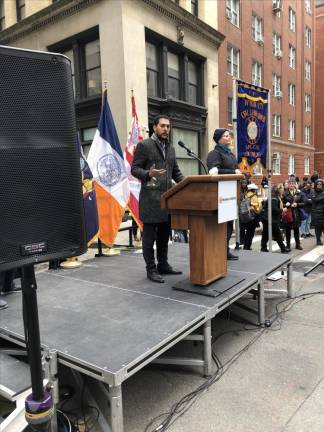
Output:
[0, 245, 293, 432]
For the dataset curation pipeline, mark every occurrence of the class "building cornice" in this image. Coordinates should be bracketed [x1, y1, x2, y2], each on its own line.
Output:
[0, 0, 101, 45]
[141, 0, 225, 46]
[272, 139, 315, 151]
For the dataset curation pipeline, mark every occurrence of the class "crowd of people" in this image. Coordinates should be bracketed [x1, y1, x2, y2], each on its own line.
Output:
[239, 172, 324, 253]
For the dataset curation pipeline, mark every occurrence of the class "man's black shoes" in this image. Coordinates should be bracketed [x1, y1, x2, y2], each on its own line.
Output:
[157, 265, 182, 275]
[227, 251, 239, 260]
[147, 270, 165, 283]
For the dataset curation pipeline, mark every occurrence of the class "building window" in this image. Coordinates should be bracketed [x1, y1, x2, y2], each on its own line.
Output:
[188, 61, 198, 105]
[85, 40, 101, 97]
[227, 45, 240, 78]
[272, 74, 281, 96]
[49, 28, 102, 100]
[305, 61, 311, 80]
[288, 155, 295, 175]
[288, 84, 295, 106]
[304, 126, 311, 145]
[16, 0, 25, 22]
[145, 35, 204, 106]
[289, 45, 296, 69]
[81, 127, 97, 157]
[252, 14, 263, 44]
[173, 128, 199, 175]
[288, 7, 296, 32]
[272, 152, 281, 175]
[226, 0, 240, 27]
[288, 120, 295, 141]
[146, 42, 160, 98]
[167, 52, 181, 99]
[272, 33, 282, 56]
[0, 0, 5, 31]
[305, 93, 311, 112]
[190, 0, 198, 16]
[272, 114, 281, 137]
[252, 61, 262, 86]
[305, 27, 312, 48]
[304, 156, 310, 175]
[305, 0, 311, 14]
[227, 97, 233, 125]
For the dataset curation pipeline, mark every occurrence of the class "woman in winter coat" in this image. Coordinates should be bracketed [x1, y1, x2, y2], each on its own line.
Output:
[311, 179, 324, 245]
[261, 185, 290, 253]
[282, 180, 304, 251]
[207, 128, 241, 260]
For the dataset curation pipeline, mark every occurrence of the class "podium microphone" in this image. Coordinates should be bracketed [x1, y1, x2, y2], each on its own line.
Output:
[178, 140, 191, 153]
[177, 141, 208, 174]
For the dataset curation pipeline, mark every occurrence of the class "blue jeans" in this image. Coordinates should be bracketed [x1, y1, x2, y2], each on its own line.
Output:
[300, 213, 311, 235]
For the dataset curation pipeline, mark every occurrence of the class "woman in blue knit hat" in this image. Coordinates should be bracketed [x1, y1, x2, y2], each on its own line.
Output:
[207, 128, 242, 260]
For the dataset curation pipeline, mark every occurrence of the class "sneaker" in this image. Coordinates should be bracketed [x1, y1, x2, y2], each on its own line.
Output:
[0, 298, 8, 310]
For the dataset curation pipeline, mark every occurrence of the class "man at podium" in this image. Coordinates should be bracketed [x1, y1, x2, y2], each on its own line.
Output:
[131, 115, 184, 283]
[206, 128, 242, 260]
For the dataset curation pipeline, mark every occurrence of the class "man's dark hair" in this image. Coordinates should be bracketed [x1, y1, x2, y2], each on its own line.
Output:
[153, 115, 171, 126]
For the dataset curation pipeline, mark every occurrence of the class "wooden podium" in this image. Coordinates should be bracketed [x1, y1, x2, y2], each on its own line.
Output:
[161, 175, 242, 286]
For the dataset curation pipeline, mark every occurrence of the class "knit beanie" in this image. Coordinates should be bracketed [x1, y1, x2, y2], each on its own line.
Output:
[213, 128, 229, 144]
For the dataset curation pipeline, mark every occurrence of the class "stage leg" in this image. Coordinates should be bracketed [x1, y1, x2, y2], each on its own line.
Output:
[257, 279, 265, 326]
[110, 384, 124, 432]
[287, 262, 294, 298]
[45, 349, 58, 432]
[203, 320, 212, 377]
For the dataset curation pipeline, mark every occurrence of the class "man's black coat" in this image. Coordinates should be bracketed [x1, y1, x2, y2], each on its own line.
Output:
[131, 137, 183, 223]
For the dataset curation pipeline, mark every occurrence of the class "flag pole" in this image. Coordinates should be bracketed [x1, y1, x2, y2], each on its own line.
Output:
[94, 82, 121, 257]
[267, 90, 273, 252]
[233, 78, 240, 250]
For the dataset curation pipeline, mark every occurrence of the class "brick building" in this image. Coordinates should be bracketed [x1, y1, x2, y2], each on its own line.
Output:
[217, 0, 315, 184]
[315, 0, 324, 177]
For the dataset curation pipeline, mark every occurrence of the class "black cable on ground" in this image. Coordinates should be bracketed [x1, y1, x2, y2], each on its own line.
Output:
[144, 290, 324, 432]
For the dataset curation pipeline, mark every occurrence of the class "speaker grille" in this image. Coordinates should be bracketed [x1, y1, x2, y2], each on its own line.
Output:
[0, 47, 87, 270]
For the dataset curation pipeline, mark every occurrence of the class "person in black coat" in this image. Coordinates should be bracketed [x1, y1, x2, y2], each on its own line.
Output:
[261, 185, 289, 253]
[206, 128, 241, 260]
[300, 180, 313, 238]
[282, 180, 304, 251]
[311, 179, 324, 245]
[131, 115, 184, 283]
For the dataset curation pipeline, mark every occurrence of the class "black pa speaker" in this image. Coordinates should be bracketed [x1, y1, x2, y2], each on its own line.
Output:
[0, 46, 87, 271]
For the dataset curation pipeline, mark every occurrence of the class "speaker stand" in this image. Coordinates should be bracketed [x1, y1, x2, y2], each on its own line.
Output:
[22, 265, 53, 431]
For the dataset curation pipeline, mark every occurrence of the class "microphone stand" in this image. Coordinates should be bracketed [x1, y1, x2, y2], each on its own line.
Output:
[184, 149, 208, 175]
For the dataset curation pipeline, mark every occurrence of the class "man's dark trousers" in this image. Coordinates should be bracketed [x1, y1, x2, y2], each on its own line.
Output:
[143, 222, 170, 271]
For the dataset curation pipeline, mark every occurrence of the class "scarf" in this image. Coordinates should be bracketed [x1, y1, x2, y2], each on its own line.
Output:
[216, 143, 232, 154]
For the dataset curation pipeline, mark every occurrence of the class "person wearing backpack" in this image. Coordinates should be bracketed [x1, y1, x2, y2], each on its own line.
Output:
[239, 183, 262, 250]
[261, 185, 290, 253]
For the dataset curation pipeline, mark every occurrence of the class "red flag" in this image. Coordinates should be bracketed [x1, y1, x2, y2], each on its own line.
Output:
[124, 95, 143, 230]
